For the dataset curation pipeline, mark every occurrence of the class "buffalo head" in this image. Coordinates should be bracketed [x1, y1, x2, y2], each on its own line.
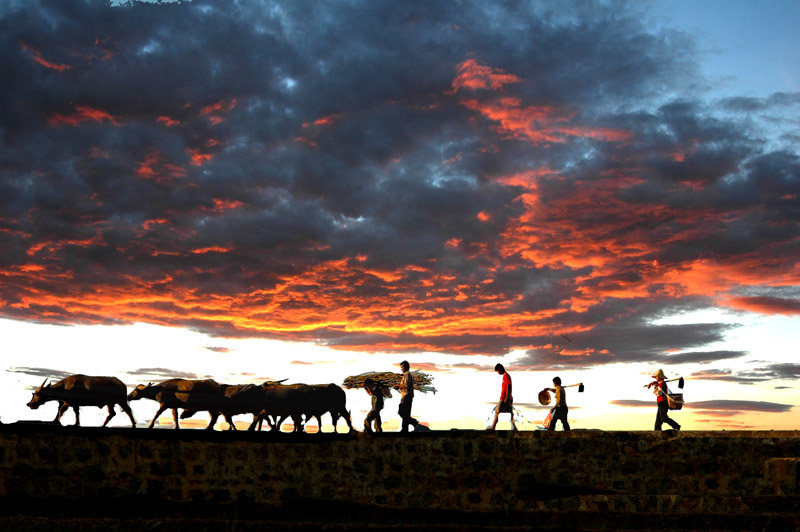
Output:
[127, 382, 154, 401]
[26, 379, 49, 410]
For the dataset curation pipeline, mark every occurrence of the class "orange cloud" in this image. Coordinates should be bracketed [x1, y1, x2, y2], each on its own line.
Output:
[141, 218, 169, 231]
[450, 59, 520, 93]
[187, 148, 213, 166]
[49, 105, 121, 126]
[157, 116, 180, 127]
[294, 136, 318, 147]
[449, 59, 632, 146]
[26, 236, 104, 258]
[21, 43, 72, 71]
[204, 198, 244, 213]
[462, 97, 631, 145]
[136, 150, 187, 184]
[721, 296, 800, 316]
[302, 113, 347, 128]
[201, 99, 237, 125]
[192, 246, 234, 254]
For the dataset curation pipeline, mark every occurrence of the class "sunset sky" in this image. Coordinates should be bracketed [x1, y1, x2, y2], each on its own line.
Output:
[1, 0, 798, 431]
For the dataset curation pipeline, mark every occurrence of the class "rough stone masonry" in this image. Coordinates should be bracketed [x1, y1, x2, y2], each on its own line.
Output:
[1, 423, 799, 529]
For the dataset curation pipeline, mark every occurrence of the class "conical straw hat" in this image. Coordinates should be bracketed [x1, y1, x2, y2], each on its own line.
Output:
[538, 389, 551, 405]
[652, 369, 666, 380]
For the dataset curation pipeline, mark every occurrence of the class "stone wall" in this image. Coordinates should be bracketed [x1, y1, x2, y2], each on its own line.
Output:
[1, 423, 799, 529]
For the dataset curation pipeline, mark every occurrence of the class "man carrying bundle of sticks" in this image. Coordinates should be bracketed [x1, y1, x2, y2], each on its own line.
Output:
[396, 361, 420, 433]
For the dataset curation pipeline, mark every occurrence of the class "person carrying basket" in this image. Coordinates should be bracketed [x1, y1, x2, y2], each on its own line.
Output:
[647, 369, 681, 431]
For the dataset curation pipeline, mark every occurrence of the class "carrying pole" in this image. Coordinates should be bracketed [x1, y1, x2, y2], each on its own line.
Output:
[643, 376, 684, 389]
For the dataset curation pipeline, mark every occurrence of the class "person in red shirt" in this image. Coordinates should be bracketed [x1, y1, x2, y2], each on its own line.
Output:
[647, 369, 680, 431]
[488, 364, 518, 432]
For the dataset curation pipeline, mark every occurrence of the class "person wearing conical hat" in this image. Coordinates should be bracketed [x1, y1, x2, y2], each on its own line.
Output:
[647, 369, 680, 431]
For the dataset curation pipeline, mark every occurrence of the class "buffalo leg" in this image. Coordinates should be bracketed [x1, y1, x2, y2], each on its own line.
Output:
[54, 401, 68, 424]
[147, 404, 169, 429]
[312, 414, 323, 433]
[205, 411, 219, 430]
[72, 405, 81, 426]
[102, 404, 116, 427]
[120, 402, 137, 428]
[272, 415, 287, 432]
[342, 409, 354, 432]
[172, 408, 180, 429]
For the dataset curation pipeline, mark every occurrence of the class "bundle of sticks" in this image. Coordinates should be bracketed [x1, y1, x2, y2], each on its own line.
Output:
[342, 371, 437, 395]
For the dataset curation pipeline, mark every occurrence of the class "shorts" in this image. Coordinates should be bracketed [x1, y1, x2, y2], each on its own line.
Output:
[498, 401, 513, 413]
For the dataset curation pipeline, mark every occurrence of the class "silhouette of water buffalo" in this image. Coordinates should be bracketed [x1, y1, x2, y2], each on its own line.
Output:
[27, 374, 136, 427]
[178, 381, 303, 431]
[180, 383, 268, 430]
[127, 378, 223, 429]
[178, 381, 354, 433]
[255, 382, 354, 433]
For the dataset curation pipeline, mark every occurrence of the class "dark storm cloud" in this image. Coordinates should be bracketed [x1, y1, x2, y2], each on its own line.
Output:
[1, 1, 798, 367]
[610, 399, 795, 413]
[125, 367, 204, 380]
[204, 345, 231, 353]
[688, 400, 795, 413]
[718, 92, 800, 113]
[7, 366, 75, 381]
[657, 350, 746, 365]
[691, 363, 800, 385]
[512, 298, 746, 369]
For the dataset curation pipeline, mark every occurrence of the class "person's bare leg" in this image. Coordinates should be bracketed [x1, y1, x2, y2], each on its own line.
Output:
[488, 407, 500, 430]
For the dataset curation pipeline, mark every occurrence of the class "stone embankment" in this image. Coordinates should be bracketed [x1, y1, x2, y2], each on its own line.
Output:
[1, 423, 798, 530]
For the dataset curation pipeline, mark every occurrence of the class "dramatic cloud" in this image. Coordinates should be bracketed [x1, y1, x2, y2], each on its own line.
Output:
[610, 399, 795, 413]
[687, 400, 796, 413]
[691, 363, 800, 385]
[1, 1, 798, 374]
[8, 366, 75, 381]
[124, 367, 205, 380]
